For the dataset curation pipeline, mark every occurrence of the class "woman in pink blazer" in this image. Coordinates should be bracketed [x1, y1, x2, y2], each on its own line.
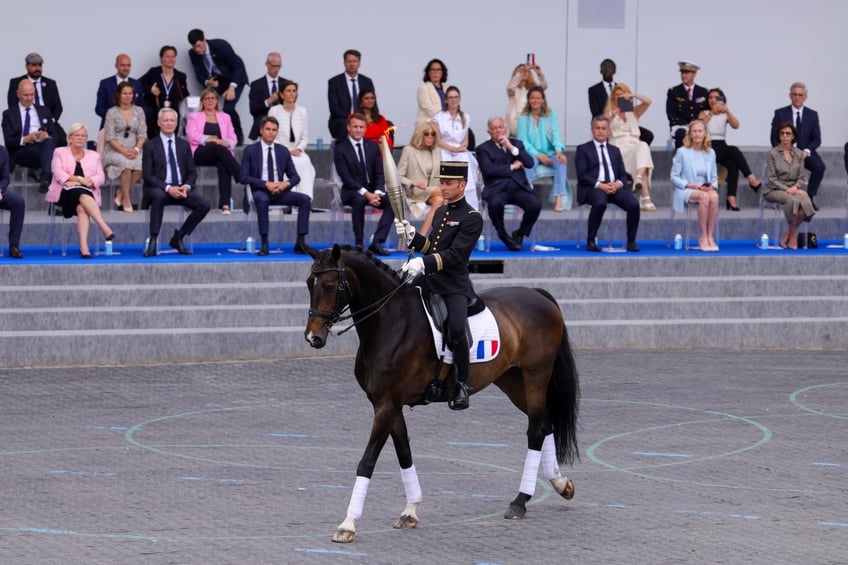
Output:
[47, 122, 114, 258]
[185, 88, 241, 214]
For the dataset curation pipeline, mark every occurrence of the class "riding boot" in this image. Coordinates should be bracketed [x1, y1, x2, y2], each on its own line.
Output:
[448, 337, 470, 411]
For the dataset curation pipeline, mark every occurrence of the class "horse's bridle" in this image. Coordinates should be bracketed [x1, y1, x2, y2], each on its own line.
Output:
[308, 266, 350, 326]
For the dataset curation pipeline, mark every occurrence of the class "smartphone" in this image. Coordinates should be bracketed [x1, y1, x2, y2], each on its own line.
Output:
[716, 95, 726, 103]
[526, 53, 535, 66]
[617, 98, 634, 112]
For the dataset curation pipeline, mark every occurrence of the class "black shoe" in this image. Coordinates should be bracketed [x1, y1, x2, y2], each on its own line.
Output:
[38, 179, 49, 193]
[510, 229, 525, 249]
[811, 198, 819, 211]
[80, 252, 92, 259]
[169, 229, 191, 254]
[586, 240, 601, 252]
[293, 240, 308, 254]
[725, 199, 740, 211]
[257, 242, 270, 256]
[29, 169, 41, 182]
[501, 235, 522, 252]
[143, 237, 158, 257]
[448, 382, 470, 411]
[368, 242, 390, 256]
[105, 232, 116, 241]
[750, 182, 762, 192]
[626, 240, 640, 252]
[8, 245, 23, 259]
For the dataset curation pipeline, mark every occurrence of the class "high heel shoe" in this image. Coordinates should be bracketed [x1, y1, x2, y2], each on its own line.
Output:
[749, 182, 762, 192]
[725, 198, 740, 211]
[105, 232, 116, 242]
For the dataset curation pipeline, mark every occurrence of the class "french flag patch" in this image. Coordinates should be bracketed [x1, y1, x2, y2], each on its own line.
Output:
[475, 339, 499, 360]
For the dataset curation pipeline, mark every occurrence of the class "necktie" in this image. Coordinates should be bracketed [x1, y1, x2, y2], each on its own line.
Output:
[795, 111, 802, 131]
[34, 85, 41, 106]
[350, 78, 358, 113]
[267, 146, 275, 181]
[600, 144, 611, 183]
[356, 142, 368, 182]
[289, 113, 295, 143]
[168, 139, 180, 186]
[23, 107, 31, 136]
[271, 79, 277, 94]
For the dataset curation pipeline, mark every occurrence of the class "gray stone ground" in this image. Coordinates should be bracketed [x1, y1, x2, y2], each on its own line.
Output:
[0, 348, 846, 565]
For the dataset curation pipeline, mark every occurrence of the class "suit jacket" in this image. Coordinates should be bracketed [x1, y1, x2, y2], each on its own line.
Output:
[1, 103, 58, 154]
[188, 38, 248, 90]
[95, 76, 145, 127]
[416, 82, 442, 124]
[666, 83, 708, 127]
[7, 75, 63, 122]
[770, 105, 821, 153]
[327, 72, 374, 140]
[240, 141, 300, 190]
[397, 144, 440, 197]
[588, 81, 611, 118]
[0, 145, 10, 193]
[574, 140, 628, 202]
[185, 111, 237, 155]
[247, 75, 287, 140]
[333, 137, 384, 194]
[141, 135, 198, 199]
[138, 66, 189, 114]
[46, 147, 106, 204]
[475, 138, 534, 201]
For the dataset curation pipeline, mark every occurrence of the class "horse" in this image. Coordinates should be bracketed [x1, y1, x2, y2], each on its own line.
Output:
[304, 244, 580, 543]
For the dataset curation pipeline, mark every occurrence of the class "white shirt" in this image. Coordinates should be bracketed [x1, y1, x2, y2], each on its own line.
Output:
[592, 139, 616, 186]
[260, 141, 277, 181]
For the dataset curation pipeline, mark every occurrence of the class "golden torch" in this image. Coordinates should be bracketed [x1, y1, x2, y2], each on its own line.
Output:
[379, 134, 405, 224]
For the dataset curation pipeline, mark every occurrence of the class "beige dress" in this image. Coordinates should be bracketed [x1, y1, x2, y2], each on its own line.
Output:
[765, 146, 814, 222]
[608, 111, 653, 176]
[101, 105, 146, 179]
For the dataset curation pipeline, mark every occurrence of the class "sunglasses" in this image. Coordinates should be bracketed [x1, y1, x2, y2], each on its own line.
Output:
[123, 126, 131, 138]
[423, 132, 435, 137]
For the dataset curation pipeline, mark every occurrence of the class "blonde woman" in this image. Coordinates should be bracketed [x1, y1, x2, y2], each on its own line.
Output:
[397, 122, 445, 235]
[505, 62, 547, 136]
[604, 83, 655, 211]
[670, 120, 719, 251]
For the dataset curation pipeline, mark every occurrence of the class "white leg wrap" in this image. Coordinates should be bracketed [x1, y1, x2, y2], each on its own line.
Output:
[519, 449, 542, 496]
[345, 476, 370, 519]
[541, 433, 562, 480]
[400, 465, 422, 504]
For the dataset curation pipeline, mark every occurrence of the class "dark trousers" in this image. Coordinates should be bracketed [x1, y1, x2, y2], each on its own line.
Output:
[804, 151, 826, 198]
[484, 184, 541, 241]
[11, 139, 55, 176]
[0, 190, 25, 245]
[443, 292, 470, 382]
[712, 140, 753, 198]
[340, 190, 395, 245]
[581, 186, 640, 242]
[145, 188, 211, 237]
[252, 188, 311, 237]
[193, 143, 241, 208]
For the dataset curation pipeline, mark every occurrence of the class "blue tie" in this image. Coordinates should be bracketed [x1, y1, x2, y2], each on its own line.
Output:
[168, 139, 180, 186]
[23, 108, 31, 136]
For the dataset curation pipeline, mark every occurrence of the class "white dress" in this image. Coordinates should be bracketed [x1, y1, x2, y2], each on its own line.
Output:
[431, 110, 479, 209]
[268, 104, 316, 200]
[609, 111, 654, 177]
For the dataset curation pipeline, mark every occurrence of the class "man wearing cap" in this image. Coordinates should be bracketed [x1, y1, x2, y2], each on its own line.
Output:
[7, 52, 66, 147]
[396, 161, 483, 410]
[95, 53, 145, 130]
[666, 61, 708, 148]
[1, 79, 58, 192]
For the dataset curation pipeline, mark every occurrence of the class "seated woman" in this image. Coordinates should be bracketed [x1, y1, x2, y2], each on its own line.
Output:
[186, 88, 241, 214]
[670, 120, 720, 252]
[605, 83, 656, 212]
[356, 90, 393, 151]
[416, 58, 448, 124]
[101, 81, 146, 213]
[46, 123, 114, 258]
[139, 45, 189, 138]
[505, 61, 547, 136]
[268, 80, 316, 200]
[517, 85, 570, 211]
[766, 122, 814, 249]
[698, 88, 762, 211]
[397, 121, 445, 235]
[432, 86, 478, 209]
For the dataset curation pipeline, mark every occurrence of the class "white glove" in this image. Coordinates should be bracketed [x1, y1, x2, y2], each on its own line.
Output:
[394, 219, 415, 242]
[401, 257, 425, 281]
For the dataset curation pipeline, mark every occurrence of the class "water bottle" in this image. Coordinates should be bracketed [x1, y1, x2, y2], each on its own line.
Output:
[760, 233, 769, 250]
[246, 236, 255, 253]
[229, 197, 235, 212]
[843, 233, 848, 249]
[105, 240, 113, 256]
[666, 137, 674, 151]
[476, 235, 485, 251]
[144, 237, 151, 255]
[316, 137, 324, 150]
[673, 233, 683, 250]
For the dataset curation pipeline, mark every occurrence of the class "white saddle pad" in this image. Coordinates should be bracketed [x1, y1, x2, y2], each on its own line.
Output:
[417, 287, 501, 364]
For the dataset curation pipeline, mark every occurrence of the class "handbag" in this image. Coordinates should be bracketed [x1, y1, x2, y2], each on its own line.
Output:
[796, 232, 818, 249]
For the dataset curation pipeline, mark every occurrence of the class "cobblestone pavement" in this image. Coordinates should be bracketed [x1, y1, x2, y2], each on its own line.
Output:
[0, 349, 846, 564]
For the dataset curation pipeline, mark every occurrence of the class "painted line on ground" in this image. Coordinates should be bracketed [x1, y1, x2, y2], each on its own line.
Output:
[294, 548, 368, 556]
[180, 476, 245, 484]
[812, 461, 842, 467]
[631, 451, 693, 458]
[448, 441, 508, 447]
[51, 470, 115, 477]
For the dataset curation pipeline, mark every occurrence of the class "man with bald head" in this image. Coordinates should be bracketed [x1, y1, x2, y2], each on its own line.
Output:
[7, 52, 66, 146]
[2, 79, 58, 192]
[248, 52, 288, 141]
[95, 53, 145, 129]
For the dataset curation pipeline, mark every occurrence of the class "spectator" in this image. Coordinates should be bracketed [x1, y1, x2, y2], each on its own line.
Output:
[2, 79, 58, 192]
[356, 90, 393, 151]
[416, 58, 448, 124]
[248, 52, 287, 141]
[397, 121, 445, 235]
[101, 81, 147, 213]
[432, 86, 478, 209]
[666, 61, 708, 148]
[505, 61, 547, 137]
[588, 58, 653, 145]
[139, 46, 190, 138]
[327, 49, 374, 141]
[95, 53, 145, 130]
[268, 80, 316, 200]
[765, 122, 814, 249]
[7, 52, 66, 146]
[0, 146, 25, 258]
[670, 120, 719, 252]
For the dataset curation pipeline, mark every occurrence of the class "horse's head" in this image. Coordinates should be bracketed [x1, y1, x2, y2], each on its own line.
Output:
[304, 244, 350, 348]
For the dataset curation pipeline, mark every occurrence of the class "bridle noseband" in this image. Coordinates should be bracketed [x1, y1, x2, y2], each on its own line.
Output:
[308, 266, 350, 326]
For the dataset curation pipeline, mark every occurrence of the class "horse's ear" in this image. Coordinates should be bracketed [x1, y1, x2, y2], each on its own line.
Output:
[303, 242, 320, 259]
[331, 244, 341, 262]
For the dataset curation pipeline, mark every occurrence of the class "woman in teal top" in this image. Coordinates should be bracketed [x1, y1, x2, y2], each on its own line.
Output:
[517, 86, 570, 211]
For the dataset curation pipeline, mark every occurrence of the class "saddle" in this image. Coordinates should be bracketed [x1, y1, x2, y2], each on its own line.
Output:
[422, 291, 484, 346]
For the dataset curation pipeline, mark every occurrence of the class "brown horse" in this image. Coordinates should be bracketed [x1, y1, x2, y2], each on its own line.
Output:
[304, 244, 579, 543]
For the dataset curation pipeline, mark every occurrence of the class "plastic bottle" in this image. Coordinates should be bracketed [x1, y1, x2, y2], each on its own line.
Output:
[843, 233, 848, 249]
[476, 235, 485, 251]
[673, 234, 683, 250]
[229, 197, 235, 212]
[246, 236, 255, 253]
[760, 234, 769, 250]
[105, 240, 112, 256]
[316, 137, 324, 150]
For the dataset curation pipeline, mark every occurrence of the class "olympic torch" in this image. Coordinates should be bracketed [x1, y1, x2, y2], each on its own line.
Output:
[380, 134, 405, 224]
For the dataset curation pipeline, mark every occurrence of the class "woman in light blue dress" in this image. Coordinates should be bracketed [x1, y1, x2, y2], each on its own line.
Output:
[670, 120, 719, 251]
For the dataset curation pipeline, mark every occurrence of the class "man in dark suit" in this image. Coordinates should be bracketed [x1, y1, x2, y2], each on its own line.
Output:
[327, 49, 374, 141]
[0, 145, 26, 258]
[588, 58, 653, 146]
[95, 53, 145, 129]
[333, 112, 394, 255]
[575, 115, 640, 252]
[187, 29, 248, 145]
[141, 108, 211, 257]
[240, 116, 311, 255]
[247, 52, 287, 142]
[476, 116, 540, 251]
[7, 52, 66, 147]
[770, 82, 826, 210]
[1, 79, 58, 192]
[666, 61, 708, 148]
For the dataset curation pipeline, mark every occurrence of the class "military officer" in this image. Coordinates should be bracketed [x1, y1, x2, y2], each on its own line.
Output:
[666, 61, 709, 148]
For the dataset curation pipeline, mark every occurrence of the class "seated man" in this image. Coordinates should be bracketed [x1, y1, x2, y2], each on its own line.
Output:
[333, 112, 394, 255]
[7, 52, 66, 146]
[475, 116, 540, 251]
[666, 61, 708, 148]
[1, 79, 57, 192]
[141, 108, 211, 257]
[240, 116, 311, 255]
[575, 116, 640, 252]
[95, 53, 145, 130]
[0, 145, 25, 258]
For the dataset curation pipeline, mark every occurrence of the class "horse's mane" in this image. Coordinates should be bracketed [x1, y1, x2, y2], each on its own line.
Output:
[328, 244, 403, 286]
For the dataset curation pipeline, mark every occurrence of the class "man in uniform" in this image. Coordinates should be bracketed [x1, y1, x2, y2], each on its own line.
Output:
[396, 161, 483, 410]
[666, 60, 708, 148]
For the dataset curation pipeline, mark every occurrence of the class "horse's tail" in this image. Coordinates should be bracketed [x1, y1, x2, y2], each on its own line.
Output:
[535, 288, 580, 465]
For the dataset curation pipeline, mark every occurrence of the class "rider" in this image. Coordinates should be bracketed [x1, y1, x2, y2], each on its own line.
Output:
[396, 161, 483, 410]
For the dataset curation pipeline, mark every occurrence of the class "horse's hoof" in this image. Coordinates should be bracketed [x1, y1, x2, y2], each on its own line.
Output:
[504, 504, 527, 520]
[332, 528, 356, 543]
[393, 514, 419, 529]
[552, 477, 575, 500]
